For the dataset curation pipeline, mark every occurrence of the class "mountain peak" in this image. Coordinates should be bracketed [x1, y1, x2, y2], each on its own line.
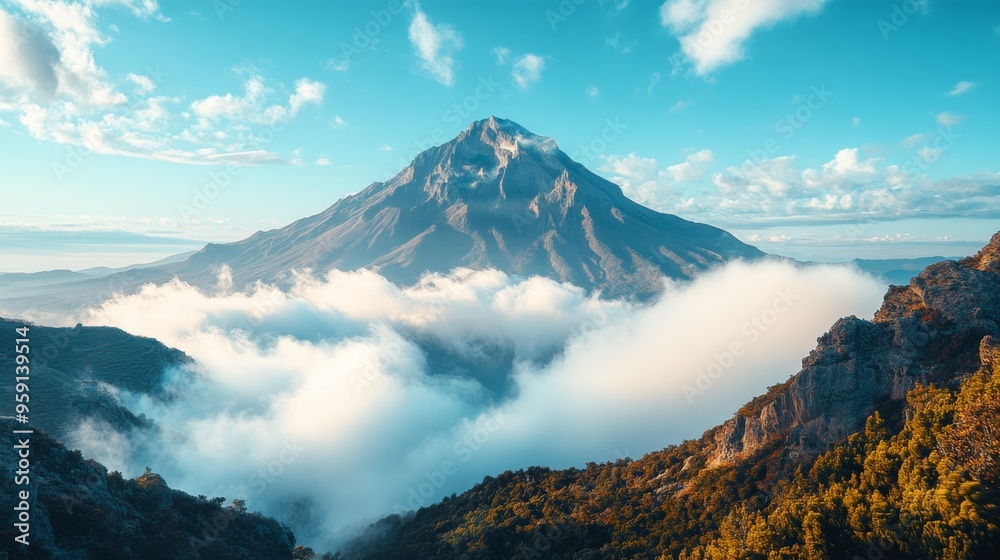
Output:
[451, 116, 559, 159]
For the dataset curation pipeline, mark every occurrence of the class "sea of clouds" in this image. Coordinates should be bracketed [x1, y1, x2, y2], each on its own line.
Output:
[68, 260, 885, 547]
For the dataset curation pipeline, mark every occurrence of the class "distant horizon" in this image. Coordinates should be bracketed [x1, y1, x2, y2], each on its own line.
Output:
[2, 1, 999, 272]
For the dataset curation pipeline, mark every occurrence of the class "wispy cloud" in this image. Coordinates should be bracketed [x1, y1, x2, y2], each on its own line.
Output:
[660, 0, 830, 76]
[647, 71, 661, 94]
[491, 45, 511, 65]
[668, 99, 692, 113]
[511, 54, 546, 91]
[407, 4, 462, 86]
[935, 111, 966, 126]
[947, 81, 977, 96]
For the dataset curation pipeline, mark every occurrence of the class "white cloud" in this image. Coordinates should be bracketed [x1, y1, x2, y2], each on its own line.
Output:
[901, 132, 928, 147]
[585, 84, 599, 98]
[605, 33, 635, 54]
[126, 73, 155, 94]
[189, 75, 325, 125]
[328, 115, 346, 128]
[0, 3, 326, 166]
[647, 71, 661, 94]
[491, 45, 511, 65]
[380, 144, 394, 151]
[289, 78, 326, 114]
[323, 56, 350, 72]
[511, 53, 546, 91]
[408, 5, 462, 86]
[660, 0, 829, 76]
[315, 157, 332, 166]
[820, 148, 878, 178]
[601, 149, 715, 207]
[598, 145, 1000, 226]
[935, 111, 966, 126]
[77, 261, 884, 548]
[668, 99, 692, 113]
[948, 81, 977, 96]
[917, 146, 942, 163]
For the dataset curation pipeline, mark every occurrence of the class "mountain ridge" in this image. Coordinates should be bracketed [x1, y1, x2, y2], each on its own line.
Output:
[338, 230, 1000, 559]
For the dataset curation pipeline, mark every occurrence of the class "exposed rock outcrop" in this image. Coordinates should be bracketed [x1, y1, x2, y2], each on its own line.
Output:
[710, 231, 1000, 464]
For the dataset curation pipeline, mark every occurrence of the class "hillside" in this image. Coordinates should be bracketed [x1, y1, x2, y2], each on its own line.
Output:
[338, 232, 1000, 559]
[0, 418, 296, 559]
[0, 318, 190, 441]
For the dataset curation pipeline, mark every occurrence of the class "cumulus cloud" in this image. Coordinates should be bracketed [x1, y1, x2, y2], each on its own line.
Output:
[408, 5, 462, 86]
[601, 149, 715, 207]
[74, 262, 884, 548]
[0, 2, 325, 166]
[599, 145, 1000, 227]
[189, 75, 325, 126]
[511, 53, 546, 91]
[660, 0, 829, 76]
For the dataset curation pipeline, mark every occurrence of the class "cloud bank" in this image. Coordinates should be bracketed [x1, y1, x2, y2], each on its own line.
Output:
[76, 261, 884, 548]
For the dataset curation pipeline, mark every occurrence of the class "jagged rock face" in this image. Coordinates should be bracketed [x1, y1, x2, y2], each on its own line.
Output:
[178, 117, 763, 299]
[710, 232, 1000, 464]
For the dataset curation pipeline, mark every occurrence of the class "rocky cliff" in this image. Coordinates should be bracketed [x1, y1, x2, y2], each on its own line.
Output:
[709, 231, 1000, 464]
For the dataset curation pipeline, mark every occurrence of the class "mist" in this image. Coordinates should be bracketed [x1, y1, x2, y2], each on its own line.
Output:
[72, 260, 885, 548]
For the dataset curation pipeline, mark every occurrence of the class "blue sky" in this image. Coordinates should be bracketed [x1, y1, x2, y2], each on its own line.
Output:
[0, 0, 998, 271]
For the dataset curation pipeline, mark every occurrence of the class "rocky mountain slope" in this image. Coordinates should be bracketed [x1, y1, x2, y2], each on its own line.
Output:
[0, 117, 763, 320]
[173, 117, 762, 299]
[337, 231, 1000, 559]
[710, 231, 1000, 465]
